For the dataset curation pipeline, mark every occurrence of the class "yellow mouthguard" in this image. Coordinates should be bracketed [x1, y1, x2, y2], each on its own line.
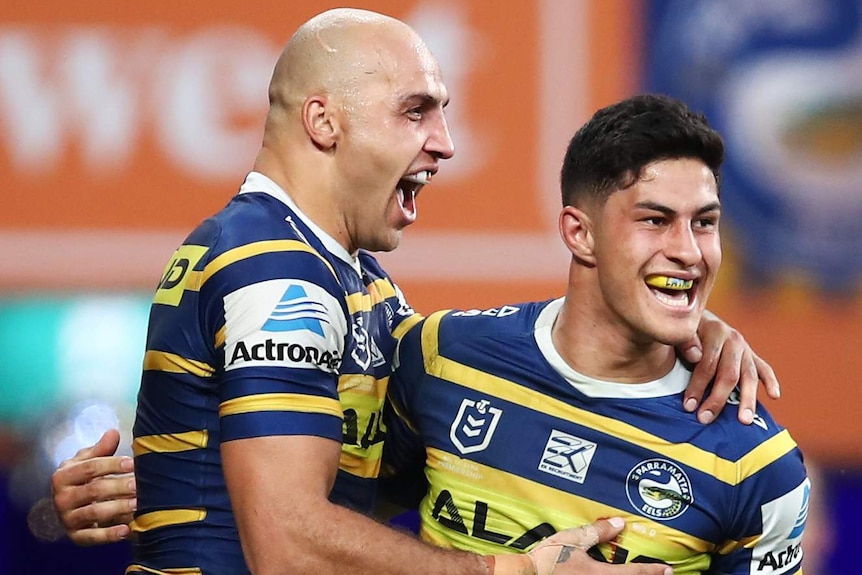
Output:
[646, 275, 693, 290]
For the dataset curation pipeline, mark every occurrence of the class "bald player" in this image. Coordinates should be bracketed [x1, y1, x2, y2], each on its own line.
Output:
[64, 9, 668, 575]
[49, 8, 777, 575]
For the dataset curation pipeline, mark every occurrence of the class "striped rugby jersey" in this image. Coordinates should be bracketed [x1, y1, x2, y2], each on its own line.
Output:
[129, 172, 421, 575]
[385, 298, 808, 575]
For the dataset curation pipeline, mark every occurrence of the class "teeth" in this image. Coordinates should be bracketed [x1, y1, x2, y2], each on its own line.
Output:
[653, 290, 690, 307]
[402, 170, 430, 185]
[646, 275, 693, 290]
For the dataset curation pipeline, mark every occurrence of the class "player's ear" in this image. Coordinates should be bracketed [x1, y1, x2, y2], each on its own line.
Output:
[303, 95, 339, 150]
[559, 205, 596, 265]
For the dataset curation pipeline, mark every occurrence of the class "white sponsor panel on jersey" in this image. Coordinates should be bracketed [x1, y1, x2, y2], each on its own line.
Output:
[223, 279, 347, 373]
[750, 478, 809, 574]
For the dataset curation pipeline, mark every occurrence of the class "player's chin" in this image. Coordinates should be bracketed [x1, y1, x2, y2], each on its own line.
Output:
[368, 229, 404, 253]
[653, 321, 700, 347]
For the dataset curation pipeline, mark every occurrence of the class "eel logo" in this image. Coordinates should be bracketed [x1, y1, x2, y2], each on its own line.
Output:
[626, 458, 693, 521]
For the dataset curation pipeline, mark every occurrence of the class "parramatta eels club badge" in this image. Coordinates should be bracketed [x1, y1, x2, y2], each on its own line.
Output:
[626, 458, 694, 521]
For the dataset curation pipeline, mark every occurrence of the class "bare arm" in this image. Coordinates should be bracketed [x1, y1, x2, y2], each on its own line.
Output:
[678, 310, 780, 424]
[222, 435, 672, 575]
[50, 429, 137, 545]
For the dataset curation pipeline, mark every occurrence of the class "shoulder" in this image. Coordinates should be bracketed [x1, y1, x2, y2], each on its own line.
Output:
[393, 300, 554, 381]
[395, 300, 550, 371]
[187, 194, 345, 293]
[432, 299, 554, 345]
[711, 391, 796, 459]
[708, 393, 807, 501]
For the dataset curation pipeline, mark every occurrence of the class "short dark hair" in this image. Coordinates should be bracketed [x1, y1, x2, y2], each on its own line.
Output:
[560, 94, 724, 207]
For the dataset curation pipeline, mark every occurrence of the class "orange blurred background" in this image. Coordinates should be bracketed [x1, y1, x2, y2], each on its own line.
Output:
[2, 0, 857, 465]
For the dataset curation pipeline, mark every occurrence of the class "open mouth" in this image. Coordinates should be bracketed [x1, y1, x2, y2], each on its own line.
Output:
[645, 274, 695, 308]
[396, 170, 432, 216]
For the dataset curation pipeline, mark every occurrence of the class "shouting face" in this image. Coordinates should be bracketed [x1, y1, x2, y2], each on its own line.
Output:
[332, 29, 454, 253]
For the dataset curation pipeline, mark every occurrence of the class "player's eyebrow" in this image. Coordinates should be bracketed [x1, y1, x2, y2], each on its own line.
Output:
[401, 90, 449, 108]
[635, 200, 721, 216]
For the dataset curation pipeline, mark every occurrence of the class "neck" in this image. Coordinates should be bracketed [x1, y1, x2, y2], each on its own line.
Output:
[551, 293, 677, 384]
[253, 147, 355, 254]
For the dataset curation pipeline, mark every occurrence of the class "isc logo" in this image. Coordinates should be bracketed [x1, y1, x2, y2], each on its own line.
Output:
[153, 245, 209, 306]
[451, 306, 520, 318]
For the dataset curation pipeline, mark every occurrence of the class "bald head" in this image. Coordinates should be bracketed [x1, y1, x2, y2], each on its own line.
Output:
[254, 7, 452, 253]
[269, 8, 429, 114]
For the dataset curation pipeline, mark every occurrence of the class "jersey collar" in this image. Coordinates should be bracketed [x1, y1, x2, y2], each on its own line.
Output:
[238, 172, 361, 274]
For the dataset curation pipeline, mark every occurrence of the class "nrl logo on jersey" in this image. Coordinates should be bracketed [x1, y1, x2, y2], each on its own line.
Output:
[449, 399, 503, 455]
[349, 316, 385, 370]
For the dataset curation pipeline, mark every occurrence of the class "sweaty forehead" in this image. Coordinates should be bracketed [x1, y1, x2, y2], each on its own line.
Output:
[366, 35, 447, 98]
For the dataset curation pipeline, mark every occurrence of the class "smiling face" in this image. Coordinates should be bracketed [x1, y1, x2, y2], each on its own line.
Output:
[332, 29, 454, 253]
[589, 158, 721, 346]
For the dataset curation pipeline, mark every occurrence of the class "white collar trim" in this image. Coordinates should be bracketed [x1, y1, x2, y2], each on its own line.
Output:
[239, 172, 361, 274]
[534, 298, 690, 398]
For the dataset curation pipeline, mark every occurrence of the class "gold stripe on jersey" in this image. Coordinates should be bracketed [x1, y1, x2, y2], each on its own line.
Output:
[144, 351, 215, 378]
[133, 431, 209, 457]
[343, 277, 401, 309]
[345, 292, 373, 314]
[339, 448, 383, 479]
[419, 315, 795, 487]
[338, 374, 387, 478]
[369, 278, 399, 299]
[716, 534, 760, 555]
[215, 324, 226, 349]
[423, 446, 714, 557]
[737, 430, 797, 479]
[126, 565, 203, 575]
[392, 312, 424, 342]
[200, 240, 336, 286]
[219, 392, 343, 418]
[130, 509, 206, 532]
[338, 374, 388, 401]
[422, 311, 450, 371]
[345, 280, 402, 312]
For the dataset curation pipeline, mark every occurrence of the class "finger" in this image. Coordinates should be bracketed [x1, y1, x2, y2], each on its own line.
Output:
[52, 455, 134, 496]
[697, 330, 745, 424]
[677, 333, 703, 365]
[753, 354, 781, 400]
[734, 350, 759, 425]
[551, 517, 625, 548]
[63, 496, 137, 531]
[684, 310, 730, 414]
[55, 472, 137, 518]
[68, 522, 132, 547]
[52, 461, 135, 522]
[683, 340, 721, 415]
[67, 429, 122, 465]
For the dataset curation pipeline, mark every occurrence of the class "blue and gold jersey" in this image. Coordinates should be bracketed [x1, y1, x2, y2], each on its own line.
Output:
[385, 299, 808, 575]
[128, 172, 421, 575]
